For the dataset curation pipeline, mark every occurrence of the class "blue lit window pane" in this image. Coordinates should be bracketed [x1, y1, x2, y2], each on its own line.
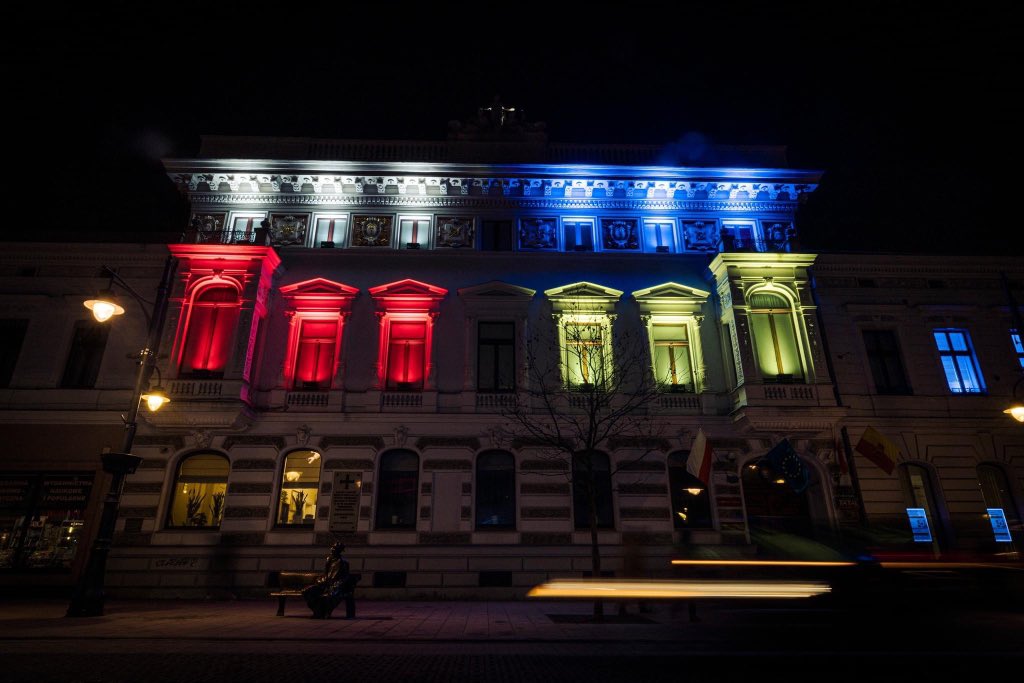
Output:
[955, 356, 981, 393]
[1019, 358, 1024, 369]
[1012, 333, 1023, 354]
[941, 356, 962, 392]
[934, 332, 950, 351]
[950, 332, 968, 352]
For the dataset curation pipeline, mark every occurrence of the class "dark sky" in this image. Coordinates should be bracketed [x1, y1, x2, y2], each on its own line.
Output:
[13, 4, 1022, 254]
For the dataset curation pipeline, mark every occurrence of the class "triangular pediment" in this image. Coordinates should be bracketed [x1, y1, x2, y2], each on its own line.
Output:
[280, 278, 359, 297]
[544, 281, 624, 300]
[369, 278, 448, 299]
[458, 281, 536, 299]
[632, 282, 711, 302]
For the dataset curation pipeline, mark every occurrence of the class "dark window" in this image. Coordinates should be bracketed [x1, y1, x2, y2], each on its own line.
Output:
[476, 450, 515, 529]
[477, 322, 515, 391]
[572, 451, 613, 529]
[480, 220, 513, 251]
[375, 450, 418, 529]
[563, 220, 594, 251]
[667, 452, 713, 529]
[61, 320, 110, 388]
[863, 330, 911, 395]
[0, 319, 28, 387]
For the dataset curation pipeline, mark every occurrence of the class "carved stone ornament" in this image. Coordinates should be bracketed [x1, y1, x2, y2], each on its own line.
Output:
[394, 424, 409, 447]
[600, 219, 639, 250]
[518, 217, 557, 250]
[296, 424, 312, 447]
[191, 213, 226, 242]
[435, 216, 475, 248]
[268, 213, 308, 246]
[189, 429, 214, 450]
[351, 215, 393, 247]
[682, 220, 720, 251]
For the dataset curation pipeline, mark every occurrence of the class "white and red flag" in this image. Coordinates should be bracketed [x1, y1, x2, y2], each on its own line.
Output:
[687, 427, 714, 485]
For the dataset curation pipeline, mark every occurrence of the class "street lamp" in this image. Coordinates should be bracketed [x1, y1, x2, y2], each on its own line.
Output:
[66, 254, 178, 617]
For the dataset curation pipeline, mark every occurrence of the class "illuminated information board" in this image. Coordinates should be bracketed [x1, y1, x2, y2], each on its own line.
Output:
[987, 508, 1012, 543]
[906, 508, 932, 543]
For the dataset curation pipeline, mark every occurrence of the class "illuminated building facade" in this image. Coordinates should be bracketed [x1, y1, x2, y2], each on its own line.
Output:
[1, 115, 1021, 597]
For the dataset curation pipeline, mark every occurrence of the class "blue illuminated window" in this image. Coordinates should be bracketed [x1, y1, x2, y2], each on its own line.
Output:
[563, 219, 595, 251]
[1012, 330, 1024, 369]
[933, 329, 985, 394]
[642, 219, 675, 253]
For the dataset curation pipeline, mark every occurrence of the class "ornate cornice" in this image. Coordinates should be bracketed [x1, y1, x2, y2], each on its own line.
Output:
[184, 192, 799, 214]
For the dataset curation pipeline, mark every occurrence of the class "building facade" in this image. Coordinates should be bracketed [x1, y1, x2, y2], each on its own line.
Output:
[1, 127, 1021, 598]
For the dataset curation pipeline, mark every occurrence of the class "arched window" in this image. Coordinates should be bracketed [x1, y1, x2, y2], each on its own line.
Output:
[277, 450, 322, 526]
[977, 463, 1021, 539]
[375, 450, 419, 529]
[167, 453, 229, 529]
[181, 285, 240, 378]
[667, 451, 713, 529]
[898, 463, 946, 547]
[572, 451, 613, 529]
[476, 450, 515, 529]
[748, 292, 802, 381]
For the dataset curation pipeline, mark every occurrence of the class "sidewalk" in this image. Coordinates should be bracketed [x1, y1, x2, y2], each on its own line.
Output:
[0, 598, 704, 644]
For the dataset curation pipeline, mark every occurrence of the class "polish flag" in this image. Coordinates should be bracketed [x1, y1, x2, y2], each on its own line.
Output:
[687, 427, 714, 485]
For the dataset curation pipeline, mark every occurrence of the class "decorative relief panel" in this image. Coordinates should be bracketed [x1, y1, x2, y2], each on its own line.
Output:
[351, 215, 393, 247]
[682, 220, 720, 251]
[435, 216, 475, 248]
[517, 217, 558, 250]
[191, 213, 227, 241]
[268, 213, 309, 246]
[600, 219, 640, 250]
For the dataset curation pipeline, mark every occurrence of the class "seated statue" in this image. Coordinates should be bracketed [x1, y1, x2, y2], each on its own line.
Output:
[302, 542, 358, 619]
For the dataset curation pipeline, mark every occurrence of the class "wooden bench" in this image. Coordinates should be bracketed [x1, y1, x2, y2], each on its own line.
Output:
[269, 571, 321, 616]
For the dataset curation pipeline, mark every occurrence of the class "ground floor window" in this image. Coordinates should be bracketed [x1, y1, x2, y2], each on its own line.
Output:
[0, 472, 93, 570]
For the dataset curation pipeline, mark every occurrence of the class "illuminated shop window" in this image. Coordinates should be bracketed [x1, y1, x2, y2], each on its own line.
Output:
[476, 450, 515, 529]
[294, 320, 338, 389]
[386, 321, 427, 390]
[652, 324, 693, 390]
[375, 450, 419, 529]
[643, 219, 676, 253]
[312, 214, 348, 247]
[398, 216, 431, 249]
[277, 450, 321, 527]
[748, 292, 803, 381]
[61, 320, 109, 388]
[667, 452, 712, 529]
[1012, 330, 1024, 369]
[167, 453, 229, 529]
[0, 473, 92, 570]
[180, 285, 240, 378]
[898, 463, 945, 548]
[478, 322, 515, 391]
[563, 219, 596, 251]
[572, 451, 614, 529]
[933, 329, 985, 394]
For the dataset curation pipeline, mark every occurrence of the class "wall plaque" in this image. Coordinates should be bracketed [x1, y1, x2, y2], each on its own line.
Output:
[329, 471, 362, 532]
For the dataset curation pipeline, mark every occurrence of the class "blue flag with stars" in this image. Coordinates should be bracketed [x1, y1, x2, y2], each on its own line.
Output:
[764, 439, 808, 493]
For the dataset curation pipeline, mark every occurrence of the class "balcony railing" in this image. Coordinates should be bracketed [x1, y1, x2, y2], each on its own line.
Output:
[382, 392, 423, 408]
[180, 228, 271, 246]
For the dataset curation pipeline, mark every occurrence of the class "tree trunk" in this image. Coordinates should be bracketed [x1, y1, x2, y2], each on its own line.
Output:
[587, 467, 604, 621]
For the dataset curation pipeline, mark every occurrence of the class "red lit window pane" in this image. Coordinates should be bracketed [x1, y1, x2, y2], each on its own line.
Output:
[182, 287, 239, 375]
[295, 321, 337, 387]
[386, 321, 426, 390]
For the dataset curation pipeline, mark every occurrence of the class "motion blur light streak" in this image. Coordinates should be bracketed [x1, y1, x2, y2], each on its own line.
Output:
[671, 560, 855, 567]
[527, 579, 831, 599]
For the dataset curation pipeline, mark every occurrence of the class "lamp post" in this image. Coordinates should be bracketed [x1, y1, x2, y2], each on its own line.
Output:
[67, 254, 177, 617]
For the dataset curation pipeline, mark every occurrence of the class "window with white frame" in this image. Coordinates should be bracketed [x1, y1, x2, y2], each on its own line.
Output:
[642, 219, 676, 253]
[226, 212, 267, 243]
[720, 221, 759, 251]
[398, 216, 431, 249]
[748, 292, 803, 381]
[563, 218, 596, 252]
[651, 323, 693, 390]
[563, 321, 607, 387]
[933, 329, 985, 394]
[312, 214, 348, 247]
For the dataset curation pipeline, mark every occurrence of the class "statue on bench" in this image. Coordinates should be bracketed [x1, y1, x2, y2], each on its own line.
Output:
[302, 542, 358, 619]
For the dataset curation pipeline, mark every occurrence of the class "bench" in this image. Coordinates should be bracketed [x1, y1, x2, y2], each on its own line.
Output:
[269, 571, 321, 616]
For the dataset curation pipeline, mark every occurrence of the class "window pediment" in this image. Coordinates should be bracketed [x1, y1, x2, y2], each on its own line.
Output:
[370, 279, 448, 312]
[281, 278, 359, 311]
[633, 282, 710, 316]
[545, 281, 622, 316]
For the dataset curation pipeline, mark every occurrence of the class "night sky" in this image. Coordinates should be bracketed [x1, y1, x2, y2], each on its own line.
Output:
[14, 5, 1021, 255]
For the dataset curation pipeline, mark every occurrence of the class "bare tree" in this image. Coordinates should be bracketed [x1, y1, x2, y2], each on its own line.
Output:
[501, 298, 669, 619]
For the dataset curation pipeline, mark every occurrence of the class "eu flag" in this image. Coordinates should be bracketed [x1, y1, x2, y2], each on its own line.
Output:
[764, 439, 808, 493]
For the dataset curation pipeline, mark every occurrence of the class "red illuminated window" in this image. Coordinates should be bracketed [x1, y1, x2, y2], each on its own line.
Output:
[386, 321, 426, 390]
[181, 285, 240, 378]
[294, 320, 337, 389]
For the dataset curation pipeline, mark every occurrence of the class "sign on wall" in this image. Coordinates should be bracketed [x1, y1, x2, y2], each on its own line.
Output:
[987, 508, 1013, 543]
[906, 508, 932, 543]
[328, 471, 362, 533]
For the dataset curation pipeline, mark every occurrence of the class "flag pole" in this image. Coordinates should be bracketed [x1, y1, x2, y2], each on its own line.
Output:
[840, 426, 868, 526]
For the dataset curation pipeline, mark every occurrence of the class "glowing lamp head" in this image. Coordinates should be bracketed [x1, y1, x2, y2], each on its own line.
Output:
[1005, 403, 1024, 423]
[140, 386, 170, 412]
[84, 290, 125, 322]
[685, 487, 705, 496]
